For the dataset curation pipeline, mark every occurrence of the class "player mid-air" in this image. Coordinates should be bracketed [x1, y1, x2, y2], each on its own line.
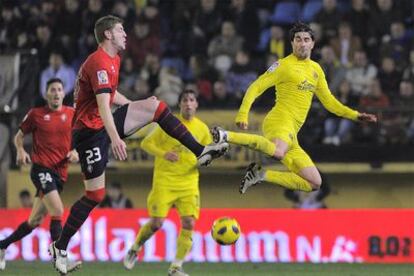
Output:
[48, 15, 228, 275]
[211, 22, 377, 194]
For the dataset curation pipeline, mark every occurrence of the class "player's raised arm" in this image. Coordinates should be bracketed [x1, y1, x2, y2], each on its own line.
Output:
[96, 93, 127, 160]
[236, 66, 278, 130]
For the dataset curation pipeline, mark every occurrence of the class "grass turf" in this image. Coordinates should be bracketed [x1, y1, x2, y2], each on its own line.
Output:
[3, 261, 414, 276]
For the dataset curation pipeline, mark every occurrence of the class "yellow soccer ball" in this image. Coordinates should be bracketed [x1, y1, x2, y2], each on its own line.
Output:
[211, 217, 241, 245]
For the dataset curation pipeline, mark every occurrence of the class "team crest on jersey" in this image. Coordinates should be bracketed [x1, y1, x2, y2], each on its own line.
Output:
[61, 114, 67, 122]
[313, 71, 318, 79]
[97, 70, 109, 85]
[267, 61, 279, 72]
[43, 114, 50, 121]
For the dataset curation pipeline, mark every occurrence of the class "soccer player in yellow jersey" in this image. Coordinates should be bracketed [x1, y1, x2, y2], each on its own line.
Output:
[123, 89, 211, 276]
[212, 22, 377, 194]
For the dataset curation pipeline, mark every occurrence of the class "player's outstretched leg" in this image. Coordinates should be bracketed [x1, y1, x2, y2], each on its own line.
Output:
[49, 241, 68, 274]
[0, 248, 5, 270]
[211, 127, 275, 157]
[240, 162, 264, 194]
[168, 266, 189, 276]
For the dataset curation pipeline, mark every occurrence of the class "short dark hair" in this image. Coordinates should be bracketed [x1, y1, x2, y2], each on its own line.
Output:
[94, 15, 124, 44]
[46, 78, 63, 91]
[289, 22, 315, 41]
[19, 189, 31, 198]
[178, 89, 198, 103]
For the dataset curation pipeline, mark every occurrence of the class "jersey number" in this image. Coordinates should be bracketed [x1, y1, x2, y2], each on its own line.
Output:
[38, 172, 52, 189]
[85, 147, 102, 165]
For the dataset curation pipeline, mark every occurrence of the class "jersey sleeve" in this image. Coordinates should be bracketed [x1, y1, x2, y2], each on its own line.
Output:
[88, 60, 113, 95]
[314, 65, 359, 121]
[199, 121, 213, 146]
[19, 109, 35, 134]
[140, 126, 167, 158]
[236, 62, 280, 124]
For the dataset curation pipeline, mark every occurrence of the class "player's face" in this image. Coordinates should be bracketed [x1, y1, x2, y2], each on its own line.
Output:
[180, 93, 198, 120]
[46, 82, 64, 110]
[109, 23, 127, 51]
[291, 32, 314, 60]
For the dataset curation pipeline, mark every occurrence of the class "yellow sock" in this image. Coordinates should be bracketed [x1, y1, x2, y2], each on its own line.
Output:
[227, 131, 276, 157]
[132, 222, 155, 251]
[264, 170, 312, 192]
[175, 229, 193, 262]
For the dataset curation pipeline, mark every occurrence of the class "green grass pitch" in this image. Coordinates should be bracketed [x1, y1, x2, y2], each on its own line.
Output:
[3, 261, 414, 276]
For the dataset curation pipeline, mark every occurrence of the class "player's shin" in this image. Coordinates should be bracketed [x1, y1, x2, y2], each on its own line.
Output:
[265, 170, 313, 192]
[227, 132, 276, 157]
[172, 229, 193, 268]
[132, 222, 156, 251]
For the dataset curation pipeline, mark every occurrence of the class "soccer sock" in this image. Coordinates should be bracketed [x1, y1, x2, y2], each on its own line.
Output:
[132, 222, 156, 251]
[264, 170, 313, 192]
[55, 196, 99, 250]
[227, 131, 276, 157]
[50, 216, 62, 242]
[153, 102, 204, 156]
[0, 221, 34, 249]
[173, 228, 193, 266]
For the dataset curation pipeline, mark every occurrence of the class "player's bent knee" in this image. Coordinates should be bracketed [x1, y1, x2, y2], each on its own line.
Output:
[50, 206, 64, 217]
[85, 188, 106, 203]
[28, 217, 43, 228]
[181, 218, 195, 230]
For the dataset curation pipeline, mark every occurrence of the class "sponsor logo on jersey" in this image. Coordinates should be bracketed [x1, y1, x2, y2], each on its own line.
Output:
[43, 114, 51, 121]
[61, 114, 67, 122]
[297, 80, 315, 92]
[97, 70, 109, 85]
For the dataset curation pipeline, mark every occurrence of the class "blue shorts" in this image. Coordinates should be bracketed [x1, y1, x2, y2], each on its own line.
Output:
[30, 163, 64, 197]
[73, 104, 129, 180]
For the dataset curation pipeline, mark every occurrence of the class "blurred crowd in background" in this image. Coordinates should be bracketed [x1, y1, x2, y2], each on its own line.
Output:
[1, 0, 414, 146]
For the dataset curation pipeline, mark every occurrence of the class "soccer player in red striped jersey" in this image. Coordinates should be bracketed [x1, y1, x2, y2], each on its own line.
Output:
[0, 78, 80, 272]
[49, 15, 228, 274]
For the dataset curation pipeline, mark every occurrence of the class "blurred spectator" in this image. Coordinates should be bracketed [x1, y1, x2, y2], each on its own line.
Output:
[111, 0, 135, 32]
[323, 80, 358, 145]
[257, 25, 288, 58]
[119, 56, 139, 93]
[284, 173, 330, 209]
[190, 0, 223, 55]
[211, 80, 238, 108]
[0, 3, 23, 52]
[346, 50, 378, 96]
[342, 0, 370, 42]
[309, 22, 324, 60]
[402, 50, 414, 82]
[186, 55, 218, 104]
[40, 50, 76, 99]
[32, 22, 55, 70]
[100, 182, 133, 209]
[225, 0, 260, 53]
[154, 67, 183, 106]
[329, 22, 362, 66]
[314, 0, 341, 42]
[393, 81, 414, 144]
[81, 0, 106, 34]
[127, 17, 161, 67]
[140, 53, 161, 93]
[319, 45, 346, 93]
[19, 189, 33, 208]
[377, 56, 401, 100]
[208, 21, 243, 63]
[123, 78, 151, 101]
[380, 21, 411, 69]
[226, 49, 257, 101]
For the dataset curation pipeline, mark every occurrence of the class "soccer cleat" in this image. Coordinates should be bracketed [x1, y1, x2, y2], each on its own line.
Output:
[123, 249, 138, 270]
[168, 266, 189, 276]
[240, 162, 263, 194]
[67, 260, 82, 274]
[211, 126, 228, 144]
[197, 142, 229, 167]
[49, 242, 68, 275]
[0, 248, 5, 270]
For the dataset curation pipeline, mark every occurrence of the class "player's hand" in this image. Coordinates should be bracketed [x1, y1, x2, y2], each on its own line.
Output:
[164, 151, 179, 162]
[358, 113, 377, 123]
[66, 150, 79, 163]
[236, 122, 248, 130]
[111, 137, 127, 161]
[16, 149, 31, 166]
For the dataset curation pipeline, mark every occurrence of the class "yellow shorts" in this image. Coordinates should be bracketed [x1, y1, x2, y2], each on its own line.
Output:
[262, 114, 315, 173]
[147, 188, 200, 219]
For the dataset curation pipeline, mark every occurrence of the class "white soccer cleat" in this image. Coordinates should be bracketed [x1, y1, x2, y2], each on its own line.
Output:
[67, 260, 82, 274]
[197, 142, 229, 167]
[123, 249, 138, 270]
[240, 162, 263, 194]
[0, 248, 6, 270]
[211, 126, 228, 144]
[168, 266, 189, 276]
[49, 242, 68, 275]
